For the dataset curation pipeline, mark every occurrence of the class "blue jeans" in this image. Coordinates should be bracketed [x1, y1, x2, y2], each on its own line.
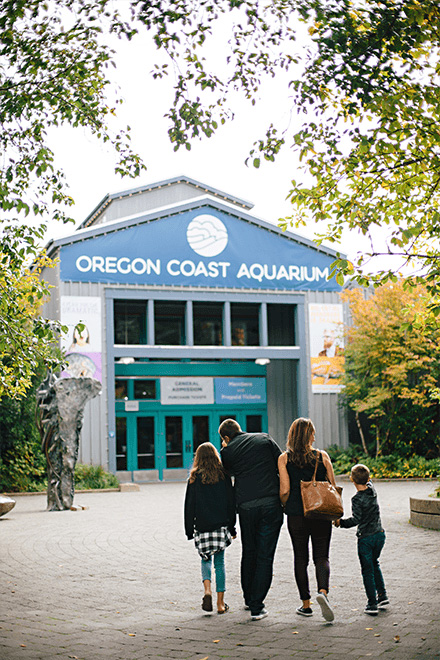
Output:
[357, 530, 387, 607]
[201, 550, 225, 593]
[238, 499, 283, 615]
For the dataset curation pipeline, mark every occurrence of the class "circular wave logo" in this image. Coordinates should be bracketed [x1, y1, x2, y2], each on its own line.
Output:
[186, 214, 228, 257]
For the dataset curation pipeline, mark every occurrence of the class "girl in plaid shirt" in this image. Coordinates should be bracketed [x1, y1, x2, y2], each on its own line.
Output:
[185, 442, 236, 614]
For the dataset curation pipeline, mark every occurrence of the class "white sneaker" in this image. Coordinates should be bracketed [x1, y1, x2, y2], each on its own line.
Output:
[316, 592, 334, 622]
[251, 608, 268, 621]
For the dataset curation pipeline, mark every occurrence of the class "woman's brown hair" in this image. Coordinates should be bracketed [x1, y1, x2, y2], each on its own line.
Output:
[286, 417, 316, 467]
[189, 442, 226, 484]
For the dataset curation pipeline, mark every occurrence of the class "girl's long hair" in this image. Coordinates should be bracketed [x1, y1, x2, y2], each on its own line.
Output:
[189, 442, 226, 484]
[286, 418, 316, 468]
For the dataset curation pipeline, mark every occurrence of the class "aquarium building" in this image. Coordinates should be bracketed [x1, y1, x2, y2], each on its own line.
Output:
[42, 176, 348, 482]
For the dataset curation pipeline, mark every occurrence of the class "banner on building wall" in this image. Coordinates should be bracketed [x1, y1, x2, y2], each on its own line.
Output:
[60, 296, 102, 382]
[309, 303, 344, 393]
[214, 378, 267, 404]
[160, 377, 214, 405]
[60, 208, 342, 292]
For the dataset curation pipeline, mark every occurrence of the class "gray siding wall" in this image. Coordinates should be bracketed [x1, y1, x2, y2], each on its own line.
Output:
[94, 183, 226, 225]
[266, 359, 298, 449]
[40, 260, 61, 320]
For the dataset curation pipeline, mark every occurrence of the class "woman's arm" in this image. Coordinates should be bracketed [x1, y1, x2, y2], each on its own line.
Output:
[278, 452, 290, 505]
[321, 450, 337, 487]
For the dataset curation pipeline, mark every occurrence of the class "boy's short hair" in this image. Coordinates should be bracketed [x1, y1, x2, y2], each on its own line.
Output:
[351, 463, 370, 485]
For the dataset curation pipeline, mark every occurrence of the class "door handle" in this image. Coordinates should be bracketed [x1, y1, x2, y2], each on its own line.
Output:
[185, 441, 191, 452]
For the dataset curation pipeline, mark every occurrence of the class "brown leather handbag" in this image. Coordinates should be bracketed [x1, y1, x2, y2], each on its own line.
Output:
[300, 450, 343, 521]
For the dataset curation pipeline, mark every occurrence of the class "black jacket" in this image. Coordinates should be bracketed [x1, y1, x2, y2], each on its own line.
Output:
[221, 432, 281, 506]
[340, 482, 383, 538]
[184, 473, 236, 540]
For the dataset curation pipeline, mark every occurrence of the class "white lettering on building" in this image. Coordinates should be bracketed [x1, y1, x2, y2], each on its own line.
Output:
[237, 263, 329, 283]
[75, 255, 161, 275]
[74, 254, 330, 284]
[166, 259, 231, 278]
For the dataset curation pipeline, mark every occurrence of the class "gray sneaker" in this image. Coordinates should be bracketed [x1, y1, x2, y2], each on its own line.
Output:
[316, 592, 334, 622]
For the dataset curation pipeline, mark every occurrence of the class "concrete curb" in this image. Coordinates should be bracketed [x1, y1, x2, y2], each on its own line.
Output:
[410, 496, 440, 530]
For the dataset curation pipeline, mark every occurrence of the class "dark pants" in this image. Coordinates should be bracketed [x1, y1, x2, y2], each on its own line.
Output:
[238, 499, 283, 615]
[357, 530, 387, 607]
[287, 515, 332, 601]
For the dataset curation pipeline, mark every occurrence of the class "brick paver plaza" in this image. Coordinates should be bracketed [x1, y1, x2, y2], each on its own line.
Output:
[0, 479, 439, 660]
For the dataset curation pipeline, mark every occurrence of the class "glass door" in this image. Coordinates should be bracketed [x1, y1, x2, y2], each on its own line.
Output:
[192, 415, 210, 454]
[115, 414, 157, 472]
[165, 415, 183, 468]
[136, 416, 155, 469]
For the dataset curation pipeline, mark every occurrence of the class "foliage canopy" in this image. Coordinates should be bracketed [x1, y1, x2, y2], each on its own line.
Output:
[134, 0, 440, 290]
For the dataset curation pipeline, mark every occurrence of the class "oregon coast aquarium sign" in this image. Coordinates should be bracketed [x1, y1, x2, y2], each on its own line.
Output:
[60, 207, 341, 292]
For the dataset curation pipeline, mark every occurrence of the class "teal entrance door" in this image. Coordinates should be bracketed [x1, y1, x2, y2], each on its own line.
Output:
[162, 413, 212, 472]
[116, 408, 267, 480]
[116, 413, 157, 472]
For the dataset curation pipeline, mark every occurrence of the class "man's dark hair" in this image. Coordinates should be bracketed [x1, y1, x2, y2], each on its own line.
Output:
[219, 418, 241, 440]
[351, 463, 370, 485]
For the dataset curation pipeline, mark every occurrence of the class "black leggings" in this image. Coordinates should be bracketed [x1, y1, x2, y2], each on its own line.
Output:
[287, 515, 332, 601]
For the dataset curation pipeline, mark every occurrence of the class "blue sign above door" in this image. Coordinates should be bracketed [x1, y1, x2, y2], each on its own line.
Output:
[214, 377, 267, 404]
[60, 206, 341, 291]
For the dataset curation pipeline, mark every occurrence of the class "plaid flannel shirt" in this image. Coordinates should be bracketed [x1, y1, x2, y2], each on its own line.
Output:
[194, 526, 232, 560]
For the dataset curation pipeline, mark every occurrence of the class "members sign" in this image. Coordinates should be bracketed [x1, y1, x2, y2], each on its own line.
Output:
[215, 378, 267, 404]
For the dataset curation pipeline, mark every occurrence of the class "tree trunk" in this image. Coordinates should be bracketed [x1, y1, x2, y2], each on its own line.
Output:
[375, 426, 382, 458]
[355, 411, 369, 455]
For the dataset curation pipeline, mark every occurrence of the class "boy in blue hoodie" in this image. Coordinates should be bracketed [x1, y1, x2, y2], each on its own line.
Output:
[335, 464, 389, 615]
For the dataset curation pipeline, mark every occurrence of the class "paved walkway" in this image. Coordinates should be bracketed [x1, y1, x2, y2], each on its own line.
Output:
[0, 479, 439, 660]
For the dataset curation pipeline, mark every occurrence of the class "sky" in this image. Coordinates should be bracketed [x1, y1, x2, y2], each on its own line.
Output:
[45, 24, 364, 262]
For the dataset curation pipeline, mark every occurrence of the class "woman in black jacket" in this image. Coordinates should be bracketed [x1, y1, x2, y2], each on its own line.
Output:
[184, 442, 236, 614]
[278, 418, 337, 622]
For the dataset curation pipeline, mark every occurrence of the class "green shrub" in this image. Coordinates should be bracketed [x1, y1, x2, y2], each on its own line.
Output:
[0, 367, 48, 492]
[0, 445, 47, 492]
[328, 446, 440, 479]
[74, 463, 119, 490]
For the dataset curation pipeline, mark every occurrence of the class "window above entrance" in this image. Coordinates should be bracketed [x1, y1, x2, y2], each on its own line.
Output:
[193, 302, 223, 346]
[113, 298, 298, 349]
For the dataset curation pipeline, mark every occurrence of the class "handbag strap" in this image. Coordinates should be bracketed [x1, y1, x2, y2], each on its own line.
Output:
[312, 449, 331, 484]
[312, 449, 320, 483]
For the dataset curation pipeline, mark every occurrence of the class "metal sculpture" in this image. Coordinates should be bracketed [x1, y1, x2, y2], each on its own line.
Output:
[36, 373, 101, 511]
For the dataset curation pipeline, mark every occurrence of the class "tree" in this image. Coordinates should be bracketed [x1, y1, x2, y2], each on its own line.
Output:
[0, 0, 143, 395]
[133, 0, 440, 291]
[0, 254, 64, 397]
[0, 361, 47, 492]
[341, 281, 440, 458]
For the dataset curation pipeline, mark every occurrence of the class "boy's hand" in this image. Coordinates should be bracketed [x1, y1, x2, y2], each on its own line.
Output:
[333, 519, 341, 527]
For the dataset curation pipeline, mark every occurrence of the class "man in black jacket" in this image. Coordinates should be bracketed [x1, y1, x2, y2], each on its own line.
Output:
[219, 418, 283, 620]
